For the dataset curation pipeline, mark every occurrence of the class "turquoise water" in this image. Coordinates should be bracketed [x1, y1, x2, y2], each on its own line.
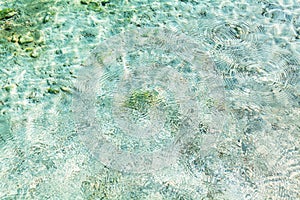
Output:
[1, 0, 300, 199]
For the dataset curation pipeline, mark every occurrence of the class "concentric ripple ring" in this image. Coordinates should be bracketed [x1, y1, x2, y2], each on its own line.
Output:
[72, 28, 226, 173]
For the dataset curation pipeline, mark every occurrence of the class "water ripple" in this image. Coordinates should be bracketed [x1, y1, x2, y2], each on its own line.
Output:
[72, 28, 227, 173]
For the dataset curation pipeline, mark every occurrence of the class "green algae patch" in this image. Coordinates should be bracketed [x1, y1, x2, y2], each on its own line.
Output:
[0, 8, 17, 20]
[123, 90, 160, 114]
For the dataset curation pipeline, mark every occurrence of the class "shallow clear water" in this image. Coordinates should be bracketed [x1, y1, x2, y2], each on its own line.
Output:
[0, 0, 300, 199]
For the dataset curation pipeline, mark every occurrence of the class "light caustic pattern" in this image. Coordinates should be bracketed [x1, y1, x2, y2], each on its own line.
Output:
[72, 28, 226, 173]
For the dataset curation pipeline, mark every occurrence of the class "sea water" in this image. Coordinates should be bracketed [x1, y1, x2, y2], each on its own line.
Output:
[0, 0, 299, 199]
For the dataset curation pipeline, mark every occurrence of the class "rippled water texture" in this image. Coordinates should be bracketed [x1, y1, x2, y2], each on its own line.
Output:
[73, 28, 226, 173]
[1, 0, 300, 199]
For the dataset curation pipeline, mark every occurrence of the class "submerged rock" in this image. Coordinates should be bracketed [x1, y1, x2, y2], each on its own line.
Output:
[0, 8, 17, 20]
[47, 87, 60, 94]
[19, 34, 34, 44]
